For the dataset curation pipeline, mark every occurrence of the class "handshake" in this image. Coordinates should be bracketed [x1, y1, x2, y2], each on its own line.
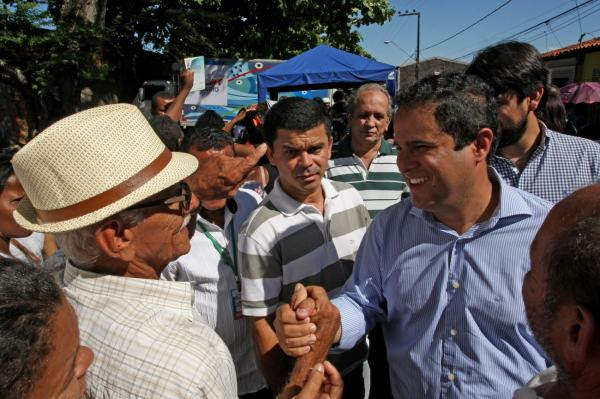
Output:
[275, 284, 344, 399]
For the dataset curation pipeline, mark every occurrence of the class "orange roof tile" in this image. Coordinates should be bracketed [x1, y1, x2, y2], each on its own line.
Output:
[541, 37, 600, 59]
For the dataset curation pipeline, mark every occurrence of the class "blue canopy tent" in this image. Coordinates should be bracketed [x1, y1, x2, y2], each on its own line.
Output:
[257, 45, 397, 103]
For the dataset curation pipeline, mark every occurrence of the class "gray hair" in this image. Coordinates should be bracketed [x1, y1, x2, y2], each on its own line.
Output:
[545, 217, 600, 318]
[54, 208, 146, 267]
[347, 83, 393, 119]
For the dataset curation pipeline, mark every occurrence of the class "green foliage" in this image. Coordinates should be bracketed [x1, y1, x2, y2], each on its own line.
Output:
[0, 0, 395, 128]
[1, 0, 111, 126]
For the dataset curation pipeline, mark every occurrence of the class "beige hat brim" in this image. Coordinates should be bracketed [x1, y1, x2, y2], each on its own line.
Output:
[14, 152, 199, 233]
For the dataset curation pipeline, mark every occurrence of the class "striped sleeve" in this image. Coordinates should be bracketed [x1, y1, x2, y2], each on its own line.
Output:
[238, 231, 282, 317]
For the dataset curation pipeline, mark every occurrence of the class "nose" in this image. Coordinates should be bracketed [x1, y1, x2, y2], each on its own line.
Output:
[365, 115, 377, 128]
[298, 151, 312, 168]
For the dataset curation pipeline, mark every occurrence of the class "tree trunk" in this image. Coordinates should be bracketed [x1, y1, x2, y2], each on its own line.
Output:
[60, 0, 107, 27]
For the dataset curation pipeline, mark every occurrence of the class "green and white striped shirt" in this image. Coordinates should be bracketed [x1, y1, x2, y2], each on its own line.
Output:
[327, 137, 408, 218]
[239, 178, 369, 316]
[238, 178, 370, 374]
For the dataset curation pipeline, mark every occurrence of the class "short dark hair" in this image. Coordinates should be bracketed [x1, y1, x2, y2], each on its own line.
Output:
[263, 97, 331, 147]
[196, 110, 225, 130]
[149, 115, 183, 151]
[0, 258, 64, 399]
[395, 72, 498, 152]
[151, 91, 173, 112]
[182, 126, 233, 153]
[545, 217, 600, 320]
[466, 41, 549, 101]
[0, 147, 18, 191]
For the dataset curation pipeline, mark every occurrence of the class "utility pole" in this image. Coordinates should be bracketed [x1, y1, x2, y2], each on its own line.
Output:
[398, 10, 420, 82]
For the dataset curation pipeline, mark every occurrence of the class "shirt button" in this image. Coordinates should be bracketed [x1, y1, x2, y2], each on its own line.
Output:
[450, 328, 457, 336]
[447, 373, 456, 382]
[451, 280, 460, 289]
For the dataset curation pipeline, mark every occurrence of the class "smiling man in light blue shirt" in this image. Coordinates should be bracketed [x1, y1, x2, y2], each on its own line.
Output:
[275, 73, 553, 398]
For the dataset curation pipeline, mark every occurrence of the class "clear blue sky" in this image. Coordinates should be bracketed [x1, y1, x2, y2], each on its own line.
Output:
[359, 0, 600, 65]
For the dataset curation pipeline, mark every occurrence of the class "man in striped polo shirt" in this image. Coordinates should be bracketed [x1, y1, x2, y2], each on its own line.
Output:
[327, 84, 408, 219]
[327, 83, 406, 398]
[238, 97, 370, 398]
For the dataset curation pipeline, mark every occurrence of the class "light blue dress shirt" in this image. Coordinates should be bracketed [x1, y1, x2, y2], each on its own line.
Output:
[332, 172, 552, 398]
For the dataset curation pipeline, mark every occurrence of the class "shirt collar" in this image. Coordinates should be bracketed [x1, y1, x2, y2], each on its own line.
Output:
[338, 135, 393, 156]
[378, 138, 395, 155]
[269, 177, 339, 216]
[63, 259, 195, 312]
[409, 168, 534, 233]
[535, 121, 551, 152]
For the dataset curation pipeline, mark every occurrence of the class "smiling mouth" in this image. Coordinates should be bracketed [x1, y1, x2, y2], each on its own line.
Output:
[407, 176, 429, 185]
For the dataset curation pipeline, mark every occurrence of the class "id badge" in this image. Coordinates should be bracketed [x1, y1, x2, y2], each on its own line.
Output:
[231, 288, 243, 320]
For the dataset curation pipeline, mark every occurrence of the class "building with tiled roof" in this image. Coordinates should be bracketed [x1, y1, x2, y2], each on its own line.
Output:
[541, 37, 600, 86]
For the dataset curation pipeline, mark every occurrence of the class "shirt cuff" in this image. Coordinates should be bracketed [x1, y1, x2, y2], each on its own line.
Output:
[331, 295, 366, 350]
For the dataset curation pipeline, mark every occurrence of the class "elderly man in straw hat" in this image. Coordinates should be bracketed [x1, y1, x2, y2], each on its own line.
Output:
[11, 104, 267, 398]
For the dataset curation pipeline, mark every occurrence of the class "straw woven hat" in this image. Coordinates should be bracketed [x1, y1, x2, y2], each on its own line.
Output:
[12, 103, 199, 233]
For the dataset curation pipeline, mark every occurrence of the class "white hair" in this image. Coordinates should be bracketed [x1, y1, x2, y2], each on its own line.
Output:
[347, 83, 393, 119]
[54, 209, 146, 268]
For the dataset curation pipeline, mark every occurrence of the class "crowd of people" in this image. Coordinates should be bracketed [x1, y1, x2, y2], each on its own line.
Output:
[1, 40, 599, 399]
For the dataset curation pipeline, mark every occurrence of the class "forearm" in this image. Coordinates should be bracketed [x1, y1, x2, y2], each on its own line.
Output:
[289, 304, 340, 386]
[165, 87, 190, 122]
[252, 315, 289, 393]
[223, 119, 236, 133]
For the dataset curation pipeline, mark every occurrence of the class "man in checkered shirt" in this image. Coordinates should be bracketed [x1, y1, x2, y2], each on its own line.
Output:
[467, 41, 600, 203]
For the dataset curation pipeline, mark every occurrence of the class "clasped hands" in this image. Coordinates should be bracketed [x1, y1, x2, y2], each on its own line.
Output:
[275, 284, 343, 399]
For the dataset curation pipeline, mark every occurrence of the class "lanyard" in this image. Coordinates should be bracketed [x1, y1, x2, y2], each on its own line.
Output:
[198, 222, 238, 275]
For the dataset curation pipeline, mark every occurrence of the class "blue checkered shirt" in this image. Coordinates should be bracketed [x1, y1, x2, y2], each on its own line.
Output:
[490, 123, 600, 203]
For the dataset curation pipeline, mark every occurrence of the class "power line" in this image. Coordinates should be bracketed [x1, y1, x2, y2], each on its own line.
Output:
[506, 0, 597, 39]
[446, 1, 572, 62]
[547, 22, 563, 48]
[518, 2, 600, 42]
[452, 0, 600, 60]
[422, 0, 513, 51]
[521, 3, 600, 43]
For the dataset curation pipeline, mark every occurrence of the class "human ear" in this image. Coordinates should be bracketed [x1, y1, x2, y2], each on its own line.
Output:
[528, 86, 544, 112]
[95, 219, 136, 261]
[557, 305, 596, 375]
[473, 127, 494, 163]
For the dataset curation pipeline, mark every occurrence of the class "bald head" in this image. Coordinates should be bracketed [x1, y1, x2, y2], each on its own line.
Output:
[535, 184, 600, 312]
[524, 184, 600, 385]
[540, 183, 600, 239]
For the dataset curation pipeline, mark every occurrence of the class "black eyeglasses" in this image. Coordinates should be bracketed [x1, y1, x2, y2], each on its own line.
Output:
[128, 182, 191, 213]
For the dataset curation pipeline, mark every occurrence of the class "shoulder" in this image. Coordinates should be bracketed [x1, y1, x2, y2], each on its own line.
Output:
[329, 179, 357, 193]
[504, 183, 553, 218]
[76, 298, 236, 396]
[370, 198, 414, 232]
[329, 179, 365, 205]
[547, 129, 600, 155]
[237, 185, 265, 204]
[239, 198, 282, 239]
